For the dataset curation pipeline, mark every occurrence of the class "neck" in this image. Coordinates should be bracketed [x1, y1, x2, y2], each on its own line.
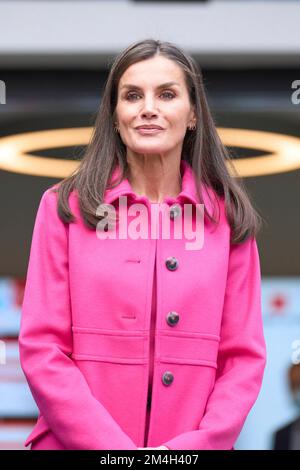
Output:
[126, 156, 182, 203]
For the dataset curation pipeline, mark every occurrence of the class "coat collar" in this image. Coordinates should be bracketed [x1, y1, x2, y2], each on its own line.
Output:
[104, 159, 213, 209]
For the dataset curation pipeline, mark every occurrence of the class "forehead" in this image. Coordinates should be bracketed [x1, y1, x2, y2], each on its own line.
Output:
[119, 56, 185, 87]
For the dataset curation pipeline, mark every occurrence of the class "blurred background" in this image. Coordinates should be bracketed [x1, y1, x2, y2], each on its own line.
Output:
[0, 0, 300, 450]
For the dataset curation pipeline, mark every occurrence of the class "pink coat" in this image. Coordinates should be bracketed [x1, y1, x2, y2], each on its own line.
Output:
[18, 159, 267, 450]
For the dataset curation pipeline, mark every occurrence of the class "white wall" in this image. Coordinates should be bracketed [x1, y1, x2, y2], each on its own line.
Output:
[0, 0, 299, 68]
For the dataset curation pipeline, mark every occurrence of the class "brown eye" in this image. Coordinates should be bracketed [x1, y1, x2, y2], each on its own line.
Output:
[125, 91, 175, 101]
[161, 91, 175, 100]
[126, 92, 140, 101]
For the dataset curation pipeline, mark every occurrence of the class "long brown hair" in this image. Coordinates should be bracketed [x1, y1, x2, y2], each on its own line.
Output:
[52, 38, 263, 244]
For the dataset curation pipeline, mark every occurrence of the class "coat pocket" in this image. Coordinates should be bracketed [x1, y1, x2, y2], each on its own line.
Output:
[158, 331, 220, 368]
[71, 326, 148, 364]
[70, 325, 147, 445]
[145, 332, 221, 444]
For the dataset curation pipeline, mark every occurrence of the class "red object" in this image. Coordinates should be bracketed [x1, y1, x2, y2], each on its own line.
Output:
[13, 278, 26, 308]
[270, 294, 287, 315]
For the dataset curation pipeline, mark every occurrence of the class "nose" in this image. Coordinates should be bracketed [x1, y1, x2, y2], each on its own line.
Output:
[140, 95, 159, 117]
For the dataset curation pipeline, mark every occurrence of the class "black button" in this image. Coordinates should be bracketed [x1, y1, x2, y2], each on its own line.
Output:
[162, 371, 174, 386]
[166, 311, 179, 326]
[169, 204, 181, 220]
[165, 257, 179, 271]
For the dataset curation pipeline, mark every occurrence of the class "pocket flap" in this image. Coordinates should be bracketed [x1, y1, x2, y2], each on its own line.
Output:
[159, 332, 220, 367]
[71, 326, 148, 364]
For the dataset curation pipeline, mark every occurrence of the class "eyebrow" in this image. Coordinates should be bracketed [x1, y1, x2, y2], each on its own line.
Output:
[120, 81, 180, 91]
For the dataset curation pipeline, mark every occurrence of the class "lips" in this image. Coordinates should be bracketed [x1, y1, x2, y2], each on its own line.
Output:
[135, 125, 164, 130]
[135, 127, 164, 135]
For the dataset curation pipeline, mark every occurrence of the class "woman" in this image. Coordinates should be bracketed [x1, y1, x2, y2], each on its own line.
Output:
[19, 38, 267, 450]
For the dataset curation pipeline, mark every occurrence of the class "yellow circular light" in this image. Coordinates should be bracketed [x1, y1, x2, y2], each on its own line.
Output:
[218, 128, 300, 177]
[0, 127, 300, 178]
[0, 128, 92, 178]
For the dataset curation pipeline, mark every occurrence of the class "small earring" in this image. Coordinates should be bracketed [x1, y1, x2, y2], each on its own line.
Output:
[114, 123, 119, 133]
[188, 123, 196, 131]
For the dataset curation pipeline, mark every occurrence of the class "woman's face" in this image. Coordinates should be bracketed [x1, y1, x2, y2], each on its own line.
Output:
[115, 55, 196, 155]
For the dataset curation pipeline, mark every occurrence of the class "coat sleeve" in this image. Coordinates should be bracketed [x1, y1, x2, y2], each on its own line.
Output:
[162, 235, 267, 450]
[18, 188, 137, 450]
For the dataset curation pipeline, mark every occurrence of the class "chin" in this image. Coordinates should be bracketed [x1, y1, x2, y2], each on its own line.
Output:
[130, 143, 171, 154]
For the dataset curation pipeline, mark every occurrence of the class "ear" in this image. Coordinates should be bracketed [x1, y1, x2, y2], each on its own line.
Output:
[189, 105, 196, 124]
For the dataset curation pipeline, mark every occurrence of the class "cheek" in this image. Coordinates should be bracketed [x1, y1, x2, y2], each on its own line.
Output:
[116, 102, 134, 123]
[119, 103, 132, 116]
[165, 104, 191, 127]
[168, 117, 189, 135]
